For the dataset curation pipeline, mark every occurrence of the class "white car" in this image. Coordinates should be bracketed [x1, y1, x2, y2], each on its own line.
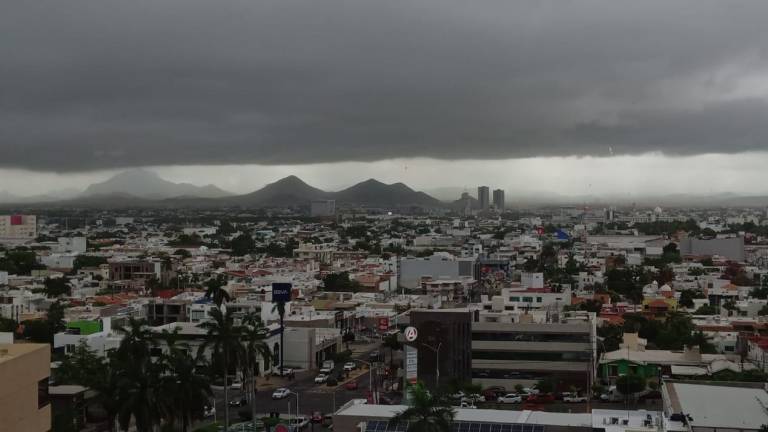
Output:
[458, 401, 477, 409]
[272, 368, 294, 377]
[230, 381, 242, 390]
[461, 394, 486, 404]
[497, 393, 523, 404]
[523, 387, 540, 395]
[315, 373, 330, 384]
[272, 388, 291, 399]
[343, 362, 356, 371]
[563, 395, 588, 403]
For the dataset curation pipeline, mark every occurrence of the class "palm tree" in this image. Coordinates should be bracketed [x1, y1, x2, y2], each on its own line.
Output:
[204, 275, 231, 307]
[382, 333, 402, 366]
[391, 383, 455, 432]
[198, 307, 243, 431]
[242, 311, 272, 428]
[112, 318, 162, 432]
[271, 301, 286, 374]
[159, 347, 212, 432]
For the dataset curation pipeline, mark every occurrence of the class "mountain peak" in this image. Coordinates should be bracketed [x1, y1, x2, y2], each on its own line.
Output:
[83, 170, 231, 199]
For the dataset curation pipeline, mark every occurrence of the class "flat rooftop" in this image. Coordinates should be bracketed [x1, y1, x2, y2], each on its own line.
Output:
[0, 343, 48, 365]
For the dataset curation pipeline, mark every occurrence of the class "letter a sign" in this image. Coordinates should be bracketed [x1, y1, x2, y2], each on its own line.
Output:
[404, 326, 418, 342]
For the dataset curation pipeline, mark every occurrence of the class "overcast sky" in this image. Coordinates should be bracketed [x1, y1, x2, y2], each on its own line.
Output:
[2, 1, 768, 196]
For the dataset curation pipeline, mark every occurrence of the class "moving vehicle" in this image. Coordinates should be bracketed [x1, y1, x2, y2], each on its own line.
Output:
[315, 373, 330, 384]
[461, 394, 485, 404]
[345, 380, 359, 390]
[228, 397, 247, 407]
[482, 386, 506, 400]
[497, 393, 523, 404]
[272, 367, 294, 377]
[458, 401, 477, 409]
[203, 405, 215, 418]
[343, 362, 357, 371]
[272, 388, 291, 399]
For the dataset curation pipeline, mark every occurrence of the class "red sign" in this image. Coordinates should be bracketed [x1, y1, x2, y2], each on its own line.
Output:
[10, 215, 22, 225]
[377, 317, 389, 331]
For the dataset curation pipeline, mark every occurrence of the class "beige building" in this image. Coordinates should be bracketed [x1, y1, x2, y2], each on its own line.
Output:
[0, 214, 37, 245]
[0, 343, 51, 432]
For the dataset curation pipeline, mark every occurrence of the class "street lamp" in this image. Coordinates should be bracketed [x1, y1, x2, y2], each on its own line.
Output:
[421, 342, 442, 389]
[353, 359, 374, 397]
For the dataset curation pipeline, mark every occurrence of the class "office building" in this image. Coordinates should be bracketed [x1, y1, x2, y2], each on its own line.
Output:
[410, 309, 472, 390]
[477, 186, 490, 211]
[0, 214, 37, 245]
[310, 199, 336, 217]
[471, 312, 596, 391]
[0, 343, 51, 432]
[492, 188, 505, 210]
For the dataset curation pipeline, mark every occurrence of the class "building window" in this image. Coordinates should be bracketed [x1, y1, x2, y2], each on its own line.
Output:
[510, 297, 520, 302]
[536, 297, 543, 303]
[522, 297, 533, 303]
[38, 378, 50, 409]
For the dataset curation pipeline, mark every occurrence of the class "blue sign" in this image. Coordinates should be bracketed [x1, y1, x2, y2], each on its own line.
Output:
[272, 283, 292, 303]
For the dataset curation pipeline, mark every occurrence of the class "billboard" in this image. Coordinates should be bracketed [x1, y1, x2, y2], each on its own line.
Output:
[377, 316, 389, 331]
[405, 345, 418, 384]
[271, 283, 292, 303]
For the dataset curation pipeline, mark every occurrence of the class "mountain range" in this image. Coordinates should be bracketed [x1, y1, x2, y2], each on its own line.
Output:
[0, 170, 444, 209]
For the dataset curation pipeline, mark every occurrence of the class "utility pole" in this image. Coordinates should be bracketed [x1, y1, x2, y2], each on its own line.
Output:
[421, 342, 442, 389]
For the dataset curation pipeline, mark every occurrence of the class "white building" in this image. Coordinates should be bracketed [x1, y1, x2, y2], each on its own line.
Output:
[0, 215, 36, 245]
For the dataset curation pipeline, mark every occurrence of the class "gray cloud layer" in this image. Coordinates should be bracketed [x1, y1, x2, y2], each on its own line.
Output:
[3, 0, 768, 171]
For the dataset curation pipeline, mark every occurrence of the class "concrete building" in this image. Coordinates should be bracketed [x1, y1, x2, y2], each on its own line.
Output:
[310, 200, 336, 217]
[56, 237, 87, 253]
[679, 236, 746, 261]
[409, 309, 472, 390]
[0, 343, 51, 432]
[145, 299, 188, 325]
[471, 312, 597, 391]
[492, 189, 505, 210]
[398, 253, 475, 290]
[0, 214, 37, 245]
[477, 186, 490, 211]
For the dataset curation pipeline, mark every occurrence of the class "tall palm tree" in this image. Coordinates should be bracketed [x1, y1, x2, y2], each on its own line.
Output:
[271, 301, 286, 374]
[242, 311, 272, 428]
[112, 318, 162, 432]
[382, 333, 402, 367]
[198, 307, 243, 431]
[391, 383, 455, 432]
[159, 347, 213, 432]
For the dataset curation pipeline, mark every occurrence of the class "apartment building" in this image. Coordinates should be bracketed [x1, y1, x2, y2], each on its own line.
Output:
[0, 343, 51, 432]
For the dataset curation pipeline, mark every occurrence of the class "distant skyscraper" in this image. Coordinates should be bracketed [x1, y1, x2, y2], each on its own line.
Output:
[477, 186, 490, 210]
[492, 189, 505, 210]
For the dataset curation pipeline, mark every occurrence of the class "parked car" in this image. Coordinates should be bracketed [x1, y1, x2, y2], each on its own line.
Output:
[497, 393, 523, 404]
[326, 377, 338, 386]
[526, 393, 555, 403]
[523, 387, 540, 395]
[272, 388, 291, 399]
[272, 367, 294, 377]
[450, 391, 466, 400]
[461, 394, 486, 404]
[345, 380, 359, 390]
[482, 386, 506, 400]
[563, 395, 588, 403]
[315, 373, 330, 384]
[459, 401, 477, 409]
[311, 411, 323, 424]
[343, 362, 357, 371]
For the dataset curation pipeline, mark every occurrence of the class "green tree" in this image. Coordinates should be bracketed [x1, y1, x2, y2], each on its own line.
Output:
[44, 277, 71, 298]
[616, 374, 646, 399]
[173, 249, 192, 259]
[391, 382, 455, 432]
[230, 233, 256, 256]
[534, 379, 555, 394]
[0, 317, 17, 333]
[679, 290, 705, 308]
[382, 332, 403, 366]
[198, 308, 243, 431]
[690, 331, 718, 354]
[759, 304, 768, 316]
[158, 341, 212, 432]
[54, 341, 106, 389]
[694, 304, 719, 315]
[72, 255, 108, 272]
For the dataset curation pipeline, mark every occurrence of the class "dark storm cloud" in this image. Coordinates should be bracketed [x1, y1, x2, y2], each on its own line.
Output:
[3, 0, 768, 171]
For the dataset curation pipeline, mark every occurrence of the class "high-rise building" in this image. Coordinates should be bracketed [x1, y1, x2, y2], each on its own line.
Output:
[0, 215, 37, 245]
[0, 343, 51, 431]
[492, 189, 505, 210]
[477, 186, 490, 210]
